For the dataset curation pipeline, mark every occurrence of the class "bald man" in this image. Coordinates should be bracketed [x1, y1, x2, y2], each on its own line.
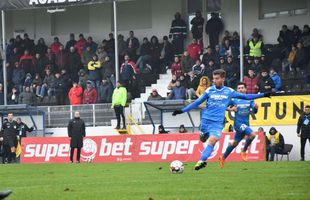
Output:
[67, 111, 86, 163]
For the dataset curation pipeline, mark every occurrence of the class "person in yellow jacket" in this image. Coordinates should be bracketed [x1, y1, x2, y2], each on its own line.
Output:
[195, 76, 210, 97]
[266, 127, 285, 161]
[88, 55, 102, 89]
[248, 35, 263, 58]
[112, 81, 127, 130]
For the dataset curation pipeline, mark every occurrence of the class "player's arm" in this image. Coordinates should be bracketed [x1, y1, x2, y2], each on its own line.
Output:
[250, 101, 259, 114]
[172, 92, 209, 115]
[232, 91, 270, 100]
[227, 99, 237, 112]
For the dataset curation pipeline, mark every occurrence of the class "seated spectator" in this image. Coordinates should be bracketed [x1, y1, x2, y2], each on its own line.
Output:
[269, 68, 282, 92]
[283, 45, 297, 72]
[12, 62, 25, 93]
[167, 80, 186, 100]
[35, 38, 48, 57]
[231, 31, 240, 58]
[202, 46, 216, 66]
[23, 73, 32, 91]
[266, 127, 284, 161]
[136, 37, 152, 73]
[192, 58, 205, 77]
[7, 87, 18, 105]
[88, 54, 102, 89]
[158, 125, 169, 134]
[179, 124, 187, 133]
[223, 56, 239, 88]
[18, 86, 36, 105]
[159, 36, 174, 73]
[86, 36, 98, 54]
[19, 50, 35, 75]
[220, 39, 232, 58]
[54, 73, 66, 105]
[244, 56, 254, 71]
[50, 37, 62, 55]
[248, 35, 263, 58]
[187, 38, 202, 61]
[251, 57, 263, 75]
[171, 56, 182, 79]
[31, 73, 42, 96]
[257, 69, 275, 93]
[98, 79, 113, 103]
[203, 59, 218, 81]
[83, 81, 97, 104]
[219, 56, 225, 69]
[221, 30, 232, 45]
[181, 51, 194, 76]
[65, 33, 77, 52]
[243, 68, 259, 94]
[214, 45, 221, 65]
[97, 46, 108, 65]
[186, 71, 200, 100]
[147, 88, 164, 101]
[196, 76, 210, 98]
[167, 74, 177, 90]
[68, 82, 83, 105]
[75, 34, 87, 56]
[39, 69, 55, 99]
[78, 69, 88, 89]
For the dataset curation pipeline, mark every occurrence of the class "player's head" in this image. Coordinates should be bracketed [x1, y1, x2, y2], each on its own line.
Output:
[74, 111, 80, 119]
[16, 117, 21, 124]
[212, 69, 226, 87]
[7, 113, 13, 121]
[305, 105, 310, 114]
[236, 82, 247, 94]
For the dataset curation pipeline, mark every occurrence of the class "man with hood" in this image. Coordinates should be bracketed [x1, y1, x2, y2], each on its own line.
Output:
[158, 125, 169, 134]
[169, 12, 187, 55]
[257, 69, 275, 93]
[266, 127, 284, 161]
[67, 111, 85, 163]
[196, 76, 210, 98]
[205, 12, 224, 48]
[147, 89, 164, 101]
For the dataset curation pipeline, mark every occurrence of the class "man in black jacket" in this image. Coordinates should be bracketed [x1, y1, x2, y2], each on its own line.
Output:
[16, 117, 34, 140]
[297, 105, 310, 161]
[67, 111, 86, 163]
[1, 113, 19, 163]
[169, 12, 187, 55]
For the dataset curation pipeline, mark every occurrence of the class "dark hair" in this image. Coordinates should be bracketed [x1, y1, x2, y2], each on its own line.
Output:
[237, 82, 247, 88]
[213, 69, 226, 78]
[306, 105, 310, 108]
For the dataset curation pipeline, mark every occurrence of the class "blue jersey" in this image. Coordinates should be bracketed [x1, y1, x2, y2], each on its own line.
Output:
[182, 86, 264, 124]
[230, 98, 258, 129]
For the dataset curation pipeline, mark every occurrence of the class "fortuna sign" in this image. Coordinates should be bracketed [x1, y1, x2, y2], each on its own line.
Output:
[29, 0, 80, 5]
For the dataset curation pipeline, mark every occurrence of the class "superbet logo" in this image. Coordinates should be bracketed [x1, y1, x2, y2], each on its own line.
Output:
[24, 143, 70, 161]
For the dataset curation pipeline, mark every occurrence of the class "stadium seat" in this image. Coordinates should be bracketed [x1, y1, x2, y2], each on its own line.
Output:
[290, 84, 302, 93]
[276, 144, 293, 161]
[303, 83, 310, 92]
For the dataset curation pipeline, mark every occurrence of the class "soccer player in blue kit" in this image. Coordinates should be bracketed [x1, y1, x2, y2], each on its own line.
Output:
[219, 82, 258, 168]
[172, 69, 270, 170]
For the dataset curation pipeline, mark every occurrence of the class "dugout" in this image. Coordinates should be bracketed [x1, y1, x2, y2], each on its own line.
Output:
[144, 100, 201, 134]
[0, 104, 46, 136]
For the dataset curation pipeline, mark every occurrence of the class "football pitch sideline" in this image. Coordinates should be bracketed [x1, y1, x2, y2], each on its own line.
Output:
[0, 161, 309, 200]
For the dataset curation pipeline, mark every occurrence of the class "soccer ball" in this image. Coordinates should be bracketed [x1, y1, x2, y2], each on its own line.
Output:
[169, 160, 184, 174]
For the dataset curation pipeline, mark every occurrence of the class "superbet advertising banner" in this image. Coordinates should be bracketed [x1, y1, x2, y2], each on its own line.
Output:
[21, 132, 265, 164]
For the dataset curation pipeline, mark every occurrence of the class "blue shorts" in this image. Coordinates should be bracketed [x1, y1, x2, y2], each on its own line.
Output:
[199, 119, 224, 140]
[234, 124, 253, 142]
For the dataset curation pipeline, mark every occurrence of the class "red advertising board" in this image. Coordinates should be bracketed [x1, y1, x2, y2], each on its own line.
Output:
[21, 132, 265, 163]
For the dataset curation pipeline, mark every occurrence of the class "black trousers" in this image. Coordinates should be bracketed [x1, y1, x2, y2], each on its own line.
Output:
[70, 147, 81, 162]
[114, 105, 125, 128]
[172, 37, 184, 55]
[266, 145, 283, 161]
[2, 144, 13, 163]
[209, 33, 220, 49]
[301, 138, 310, 159]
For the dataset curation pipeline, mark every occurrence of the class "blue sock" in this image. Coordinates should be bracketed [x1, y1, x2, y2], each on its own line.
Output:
[243, 137, 254, 152]
[200, 144, 214, 161]
[223, 144, 235, 159]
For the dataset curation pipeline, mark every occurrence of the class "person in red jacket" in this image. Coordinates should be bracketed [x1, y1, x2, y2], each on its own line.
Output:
[187, 38, 202, 61]
[83, 81, 97, 104]
[68, 82, 83, 105]
[243, 68, 259, 94]
[75, 34, 87, 56]
[50, 37, 62, 55]
[171, 56, 182, 78]
[19, 50, 35, 75]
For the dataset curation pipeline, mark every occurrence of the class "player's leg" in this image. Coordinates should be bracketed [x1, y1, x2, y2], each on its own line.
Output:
[241, 126, 256, 161]
[219, 132, 243, 168]
[199, 120, 209, 143]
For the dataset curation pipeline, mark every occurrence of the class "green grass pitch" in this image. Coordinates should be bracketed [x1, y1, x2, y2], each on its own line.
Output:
[0, 161, 309, 200]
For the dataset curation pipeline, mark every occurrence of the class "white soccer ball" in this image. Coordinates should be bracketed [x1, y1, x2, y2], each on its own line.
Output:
[169, 160, 184, 174]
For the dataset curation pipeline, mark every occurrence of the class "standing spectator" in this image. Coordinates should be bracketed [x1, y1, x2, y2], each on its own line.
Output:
[187, 39, 202, 61]
[248, 35, 263, 58]
[251, 57, 263, 75]
[220, 39, 232, 58]
[97, 46, 108, 65]
[34, 53, 48, 77]
[9, 47, 21, 71]
[297, 105, 310, 161]
[181, 50, 194, 76]
[266, 127, 284, 161]
[120, 54, 138, 93]
[300, 25, 310, 63]
[55, 45, 68, 72]
[169, 12, 187, 55]
[16, 117, 34, 139]
[136, 37, 152, 73]
[190, 10, 204, 43]
[293, 42, 307, 70]
[98, 79, 113, 103]
[12, 62, 26, 93]
[85, 36, 98, 54]
[1, 113, 19, 163]
[277, 25, 294, 54]
[68, 82, 83, 105]
[126, 31, 140, 61]
[67, 47, 82, 82]
[219, 56, 226, 69]
[243, 69, 259, 94]
[147, 88, 164, 101]
[101, 56, 116, 88]
[78, 69, 88, 90]
[31, 73, 42, 96]
[0, 84, 4, 105]
[283, 45, 297, 72]
[34, 38, 48, 57]
[269, 68, 282, 92]
[67, 111, 85, 163]
[19, 50, 35, 75]
[292, 25, 302, 46]
[186, 72, 200, 100]
[111, 81, 127, 130]
[192, 58, 205, 77]
[257, 69, 275, 93]
[231, 31, 240, 58]
[6, 38, 15, 61]
[150, 36, 161, 73]
[75, 34, 87, 56]
[82, 46, 94, 68]
[54, 73, 66, 105]
[50, 37, 62, 55]
[87, 54, 102, 89]
[203, 59, 217, 81]
[222, 30, 232, 44]
[18, 86, 36, 105]
[179, 124, 188, 133]
[168, 80, 186, 100]
[223, 56, 239, 88]
[159, 36, 174, 73]
[202, 46, 216, 66]
[22, 33, 35, 53]
[65, 33, 77, 52]
[7, 87, 19, 105]
[196, 76, 210, 98]
[39, 69, 56, 99]
[46, 47, 56, 68]
[83, 81, 97, 104]
[118, 34, 127, 61]
[205, 12, 224, 48]
[171, 56, 182, 78]
[106, 33, 115, 55]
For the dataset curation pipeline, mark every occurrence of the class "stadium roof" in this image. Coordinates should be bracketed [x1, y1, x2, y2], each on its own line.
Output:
[0, 0, 132, 11]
